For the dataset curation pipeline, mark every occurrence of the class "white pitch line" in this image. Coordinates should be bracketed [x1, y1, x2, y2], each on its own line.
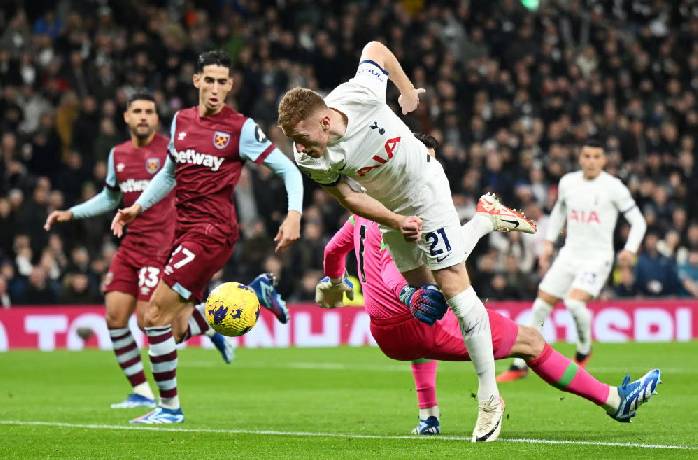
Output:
[0, 420, 695, 451]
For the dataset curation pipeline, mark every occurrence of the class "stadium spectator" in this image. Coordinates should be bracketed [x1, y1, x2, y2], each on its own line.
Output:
[59, 272, 99, 304]
[678, 248, 698, 298]
[614, 266, 641, 298]
[634, 231, 682, 297]
[15, 266, 56, 305]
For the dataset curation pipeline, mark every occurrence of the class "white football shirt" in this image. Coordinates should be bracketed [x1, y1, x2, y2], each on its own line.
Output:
[294, 60, 459, 230]
[546, 171, 637, 256]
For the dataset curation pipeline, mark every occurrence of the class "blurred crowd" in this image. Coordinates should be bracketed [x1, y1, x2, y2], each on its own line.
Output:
[1, 0, 698, 306]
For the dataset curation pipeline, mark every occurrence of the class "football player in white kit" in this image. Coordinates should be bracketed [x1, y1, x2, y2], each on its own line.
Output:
[278, 41, 536, 442]
[498, 140, 647, 382]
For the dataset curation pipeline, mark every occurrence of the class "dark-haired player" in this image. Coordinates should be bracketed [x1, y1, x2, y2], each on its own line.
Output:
[111, 51, 303, 424]
[498, 140, 647, 382]
[45, 93, 250, 409]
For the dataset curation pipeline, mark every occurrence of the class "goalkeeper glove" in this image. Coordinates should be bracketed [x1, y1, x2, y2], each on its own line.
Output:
[399, 284, 447, 325]
[315, 276, 354, 308]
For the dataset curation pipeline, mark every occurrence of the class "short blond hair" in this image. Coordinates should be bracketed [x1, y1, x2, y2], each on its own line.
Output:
[278, 87, 326, 135]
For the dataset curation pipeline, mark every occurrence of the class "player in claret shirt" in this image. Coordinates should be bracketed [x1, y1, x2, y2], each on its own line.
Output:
[498, 140, 647, 382]
[111, 51, 304, 424]
[44, 93, 234, 408]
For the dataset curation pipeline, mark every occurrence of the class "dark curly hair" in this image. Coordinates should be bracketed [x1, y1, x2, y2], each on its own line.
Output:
[413, 132, 439, 150]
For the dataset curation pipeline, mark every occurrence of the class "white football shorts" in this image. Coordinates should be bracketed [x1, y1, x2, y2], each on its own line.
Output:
[539, 249, 613, 298]
[380, 158, 466, 272]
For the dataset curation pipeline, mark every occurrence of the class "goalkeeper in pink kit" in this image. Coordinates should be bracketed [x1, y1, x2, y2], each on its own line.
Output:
[319, 213, 661, 435]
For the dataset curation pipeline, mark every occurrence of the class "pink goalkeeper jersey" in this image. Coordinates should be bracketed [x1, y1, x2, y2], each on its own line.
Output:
[323, 215, 410, 319]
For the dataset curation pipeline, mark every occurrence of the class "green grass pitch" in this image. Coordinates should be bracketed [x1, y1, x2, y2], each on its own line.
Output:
[0, 342, 696, 459]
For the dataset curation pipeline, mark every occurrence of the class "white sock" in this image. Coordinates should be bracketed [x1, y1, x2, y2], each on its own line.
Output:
[603, 386, 621, 412]
[531, 297, 553, 330]
[447, 286, 499, 401]
[565, 298, 592, 354]
[132, 382, 155, 400]
[186, 303, 215, 339]
[160, 395, 180, 410]
[199, 304, 216, 337]
[511, 297, 553, 369]
[419, 406, 440, 419]
[460, 214, 494, 260]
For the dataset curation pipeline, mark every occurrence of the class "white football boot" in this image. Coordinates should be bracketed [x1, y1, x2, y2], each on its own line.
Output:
[471, 395, 505, 442]
[476, 193, 537, 234]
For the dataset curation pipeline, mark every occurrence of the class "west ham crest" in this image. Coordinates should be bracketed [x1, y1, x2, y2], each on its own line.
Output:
[213, 130, 231, 150]
[145, 157, 161, 174]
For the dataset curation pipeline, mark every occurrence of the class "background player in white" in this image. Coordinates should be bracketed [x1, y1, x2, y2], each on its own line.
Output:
[498, 140, 647, 382]
[278, 41, 535, 442]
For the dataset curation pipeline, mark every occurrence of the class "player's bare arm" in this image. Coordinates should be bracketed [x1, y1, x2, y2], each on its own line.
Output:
[323, 180, 422, 241]
[360, 41, 425, 114]
[47, 182, 123, 231]
[274, 210, 301, 253]
[44, 210, 73, 231]
[110, 203, 143, 238]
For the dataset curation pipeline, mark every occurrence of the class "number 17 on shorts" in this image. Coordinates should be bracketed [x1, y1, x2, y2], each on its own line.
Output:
[162, 238, 234, 302]
[165, 245, 196, 275]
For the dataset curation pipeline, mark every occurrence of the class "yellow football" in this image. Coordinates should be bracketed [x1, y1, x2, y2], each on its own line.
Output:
[204, 282, 260, 337]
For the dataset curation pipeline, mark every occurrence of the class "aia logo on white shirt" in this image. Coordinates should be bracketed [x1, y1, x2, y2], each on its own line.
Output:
[569, 210, 601, 224]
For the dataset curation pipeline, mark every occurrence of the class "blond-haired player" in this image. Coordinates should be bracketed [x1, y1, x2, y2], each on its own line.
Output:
[278, 41, 536, 442]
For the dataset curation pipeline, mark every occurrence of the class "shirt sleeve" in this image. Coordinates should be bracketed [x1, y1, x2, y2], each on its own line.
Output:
[323, 216, 356, 279]
[104, 148, 118, 190]
[545, 180, 567, 242]
[239, 118, 276, 164]
[260, 148, 304, 213]
[623, 205, 647, 253]
[348, 59, 389, 103]
[167, 112, 178, 158]
[69, 187, 122, 219]
[69, 148, 122, 218]
[612, 180, 637, 213]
